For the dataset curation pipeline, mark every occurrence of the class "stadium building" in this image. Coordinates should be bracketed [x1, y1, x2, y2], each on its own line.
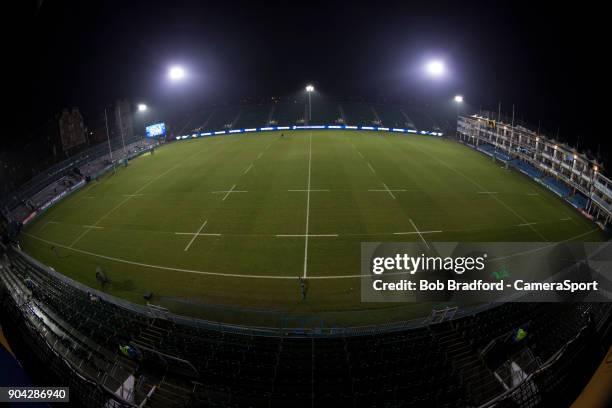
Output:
[457, 113, 612, 227]
[1, 97, 611, 407]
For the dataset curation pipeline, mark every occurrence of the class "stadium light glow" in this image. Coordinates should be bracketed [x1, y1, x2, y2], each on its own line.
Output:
[425, 60, 445, 77]
[305, 84, 315, 92]
[138, 104, 147, 112]
[454, 95, 464, 103]
[168, 66, 186, 80]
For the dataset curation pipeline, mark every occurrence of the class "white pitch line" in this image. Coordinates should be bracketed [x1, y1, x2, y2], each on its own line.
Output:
[303, 132, 313, 278]
[256, 152, 263, 160]
[477, 191, 498, 194]
[403, 141, 548, 241]
[560, 217, 571, 221]
[276, 234, 338, 237]
[243, 163, 254, 174]
[366, 162, 376, 174]
[265, 144, 271, 150]
[368, 189, 407, 192]
[122, 194, 144, 197]
[211, 190, 247, 194]
[183, 220, 208, 251]
[357, 151, 364, 159]
[23, 228, 602, 280]
[175, 232, 221, 236]
[222, 185, 237, 201]
[517, 222, 538, 227]
[83, 225, 103, 229]
[70, 163, 181, 248]
[69, 229, 91, 248]
[288, 189, 330, 192]
[409, 219, 430, 250]
[393, 230, 442, 235]
[381, 182, 396, 199]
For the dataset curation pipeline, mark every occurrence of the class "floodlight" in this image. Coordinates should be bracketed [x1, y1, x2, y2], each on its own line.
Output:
[305, 84, 315, 92]
[426, 60, 445, 77]
[454, 95, 464, 103]
[169, 66, 186, 80]
[138, 104, 148, 112]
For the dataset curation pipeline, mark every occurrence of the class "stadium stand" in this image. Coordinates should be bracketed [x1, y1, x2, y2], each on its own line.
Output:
[374, 105, 416, 129]
[233, 105, 271, 129]
[566, 193, 588, 209]
[205, 106, 242, 131]
[1, 134, 149, 214]
[540, 176, 572, 198]
[270, 102, 305, 126]
[477, 143, 512, 162]
[310, 101, 341, 125]
[1, 243, 610, 408]
[189, 108, 216, 131]
[510, 159, 544, 179]
[342, 103, 377, 126]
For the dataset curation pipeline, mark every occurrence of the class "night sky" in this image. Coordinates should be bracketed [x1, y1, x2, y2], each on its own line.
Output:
[22, 0, 606, 161]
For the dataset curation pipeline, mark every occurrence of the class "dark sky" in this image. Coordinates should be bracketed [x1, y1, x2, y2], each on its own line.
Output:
[23, 0, 606, 160]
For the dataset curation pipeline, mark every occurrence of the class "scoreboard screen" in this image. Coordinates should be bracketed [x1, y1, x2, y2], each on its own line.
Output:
[146, 123, 167, 138]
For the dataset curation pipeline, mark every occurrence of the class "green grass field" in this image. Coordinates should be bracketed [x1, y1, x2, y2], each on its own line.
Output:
[20, 130, 607, 327]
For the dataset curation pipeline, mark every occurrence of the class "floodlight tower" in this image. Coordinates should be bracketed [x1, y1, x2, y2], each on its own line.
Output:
[425, 60, 445, 78]
[454, 95, 464, 139]
[137, 103, 148, 140]
[306, 84, 314, 124]
[168, 66, 186, 81]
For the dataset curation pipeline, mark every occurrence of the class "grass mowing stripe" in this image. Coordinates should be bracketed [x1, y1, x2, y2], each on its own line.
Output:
[303, 131, 313, 278]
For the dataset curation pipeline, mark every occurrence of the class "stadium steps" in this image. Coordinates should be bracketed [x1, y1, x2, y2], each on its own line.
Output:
[399, 108, 417, 129]
[133, 319, 171, 348]
[142, 376, 193, 408]
[434, 328, 504, 405]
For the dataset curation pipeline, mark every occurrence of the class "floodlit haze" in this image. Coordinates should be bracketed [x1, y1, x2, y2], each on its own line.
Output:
[14, 0, 607, 160]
